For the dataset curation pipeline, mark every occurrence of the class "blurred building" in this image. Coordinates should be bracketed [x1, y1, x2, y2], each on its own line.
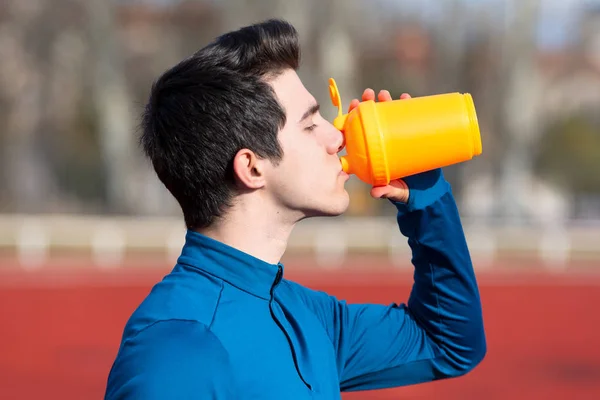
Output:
[0, 0, 599, 222]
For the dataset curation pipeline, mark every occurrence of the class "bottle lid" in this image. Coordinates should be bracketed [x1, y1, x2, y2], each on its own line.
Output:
[329, 78, 347, 131]
[329, 77, 389, 185]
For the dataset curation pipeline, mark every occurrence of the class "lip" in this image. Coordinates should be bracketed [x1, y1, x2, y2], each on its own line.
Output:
[338, 170, 349, 179]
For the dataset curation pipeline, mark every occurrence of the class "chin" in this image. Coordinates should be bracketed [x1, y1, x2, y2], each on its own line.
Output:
[297, 191, 350, 220]
[320, 191, 350, 217]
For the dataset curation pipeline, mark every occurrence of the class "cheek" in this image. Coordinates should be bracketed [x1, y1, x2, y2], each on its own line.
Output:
[281, 136, 331, 184]
[288, 137, 322, 164]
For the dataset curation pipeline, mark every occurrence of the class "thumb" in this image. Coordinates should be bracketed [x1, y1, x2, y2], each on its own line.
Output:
[370, 180, 409, 203]
[370, 185, 393, 199]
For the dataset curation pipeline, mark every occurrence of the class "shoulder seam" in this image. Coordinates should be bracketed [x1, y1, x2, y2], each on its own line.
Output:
[126, 318, 206, 342]
[208, 281, 224, 329]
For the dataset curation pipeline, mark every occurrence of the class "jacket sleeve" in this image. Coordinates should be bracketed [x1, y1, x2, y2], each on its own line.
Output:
[301, 169, 486, 392]
[104, 319, 237, 400]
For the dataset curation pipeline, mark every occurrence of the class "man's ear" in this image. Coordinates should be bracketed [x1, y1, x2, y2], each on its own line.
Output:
[232, 149, 267, 190]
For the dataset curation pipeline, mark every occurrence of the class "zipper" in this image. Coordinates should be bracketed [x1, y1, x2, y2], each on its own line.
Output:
[269, 265, 312, 391]
[272, 265, 283, 289]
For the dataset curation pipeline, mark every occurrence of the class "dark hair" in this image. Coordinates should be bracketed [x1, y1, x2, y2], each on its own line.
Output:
[140, 19, 300, 229]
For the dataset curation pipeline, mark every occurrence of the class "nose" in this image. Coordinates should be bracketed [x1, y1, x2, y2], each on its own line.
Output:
[326, 124, 345, 154]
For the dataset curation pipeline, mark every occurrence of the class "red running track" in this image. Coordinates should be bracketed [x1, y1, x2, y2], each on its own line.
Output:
[1, 264, 600, 400]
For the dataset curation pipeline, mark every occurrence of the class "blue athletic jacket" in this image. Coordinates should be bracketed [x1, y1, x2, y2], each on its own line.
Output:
[104, 169, 486, 399]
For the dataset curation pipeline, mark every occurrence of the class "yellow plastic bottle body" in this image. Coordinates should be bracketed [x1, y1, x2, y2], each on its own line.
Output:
[338, 92, 482, 187]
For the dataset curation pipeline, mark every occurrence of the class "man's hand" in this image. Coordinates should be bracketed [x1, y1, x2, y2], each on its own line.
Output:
[348, 89, 411, 203]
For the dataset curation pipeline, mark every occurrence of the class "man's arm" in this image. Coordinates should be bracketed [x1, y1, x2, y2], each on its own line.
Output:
[105, 320, 237, 400]
[297, 169, 486, 392]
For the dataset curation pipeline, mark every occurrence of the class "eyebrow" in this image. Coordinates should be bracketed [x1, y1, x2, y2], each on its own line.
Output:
[298, 103, 320, 123]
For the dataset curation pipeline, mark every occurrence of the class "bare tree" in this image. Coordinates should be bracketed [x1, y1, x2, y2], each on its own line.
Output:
[496, 0, 542, 223]
[0, 0, 63, 213]
[86, 0, 138, 213]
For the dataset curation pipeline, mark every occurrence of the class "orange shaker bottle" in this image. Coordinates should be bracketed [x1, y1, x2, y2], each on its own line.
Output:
[329, 78, 483, 186]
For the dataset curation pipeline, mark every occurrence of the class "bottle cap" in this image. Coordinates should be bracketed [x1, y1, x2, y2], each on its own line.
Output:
[329, 77, 389, 185]
[329, 78, 348, 131]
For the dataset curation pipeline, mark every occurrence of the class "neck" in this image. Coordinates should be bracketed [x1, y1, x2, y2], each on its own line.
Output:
[196, 194, 298, 265]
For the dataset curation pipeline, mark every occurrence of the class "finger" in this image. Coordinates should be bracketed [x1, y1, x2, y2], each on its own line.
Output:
[370, 180, 409, 202]
[348, 98, 360, 113]
[370, 185, 393, 199]
[389, 179, 408, 189]
[378, 90, 393, 102]
[400, 93, 411, 100]
[362, 88, 376, 102]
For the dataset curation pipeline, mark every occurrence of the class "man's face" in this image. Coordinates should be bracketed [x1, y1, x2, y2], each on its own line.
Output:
[263, 69, 350, 221]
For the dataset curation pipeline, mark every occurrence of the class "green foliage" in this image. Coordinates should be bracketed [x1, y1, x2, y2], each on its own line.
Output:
[534, 114, 600, 195]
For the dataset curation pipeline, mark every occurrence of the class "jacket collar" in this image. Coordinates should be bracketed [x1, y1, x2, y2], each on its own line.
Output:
[176, 230, 283, 300]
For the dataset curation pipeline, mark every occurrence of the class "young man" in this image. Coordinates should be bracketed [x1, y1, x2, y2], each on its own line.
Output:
[105, 19, 486, 399]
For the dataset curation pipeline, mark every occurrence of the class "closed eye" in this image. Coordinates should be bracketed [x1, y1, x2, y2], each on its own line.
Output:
[305, 124, 317, 132]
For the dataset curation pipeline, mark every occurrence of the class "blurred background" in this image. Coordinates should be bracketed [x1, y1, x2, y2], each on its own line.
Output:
[1, 0, 600, 399]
